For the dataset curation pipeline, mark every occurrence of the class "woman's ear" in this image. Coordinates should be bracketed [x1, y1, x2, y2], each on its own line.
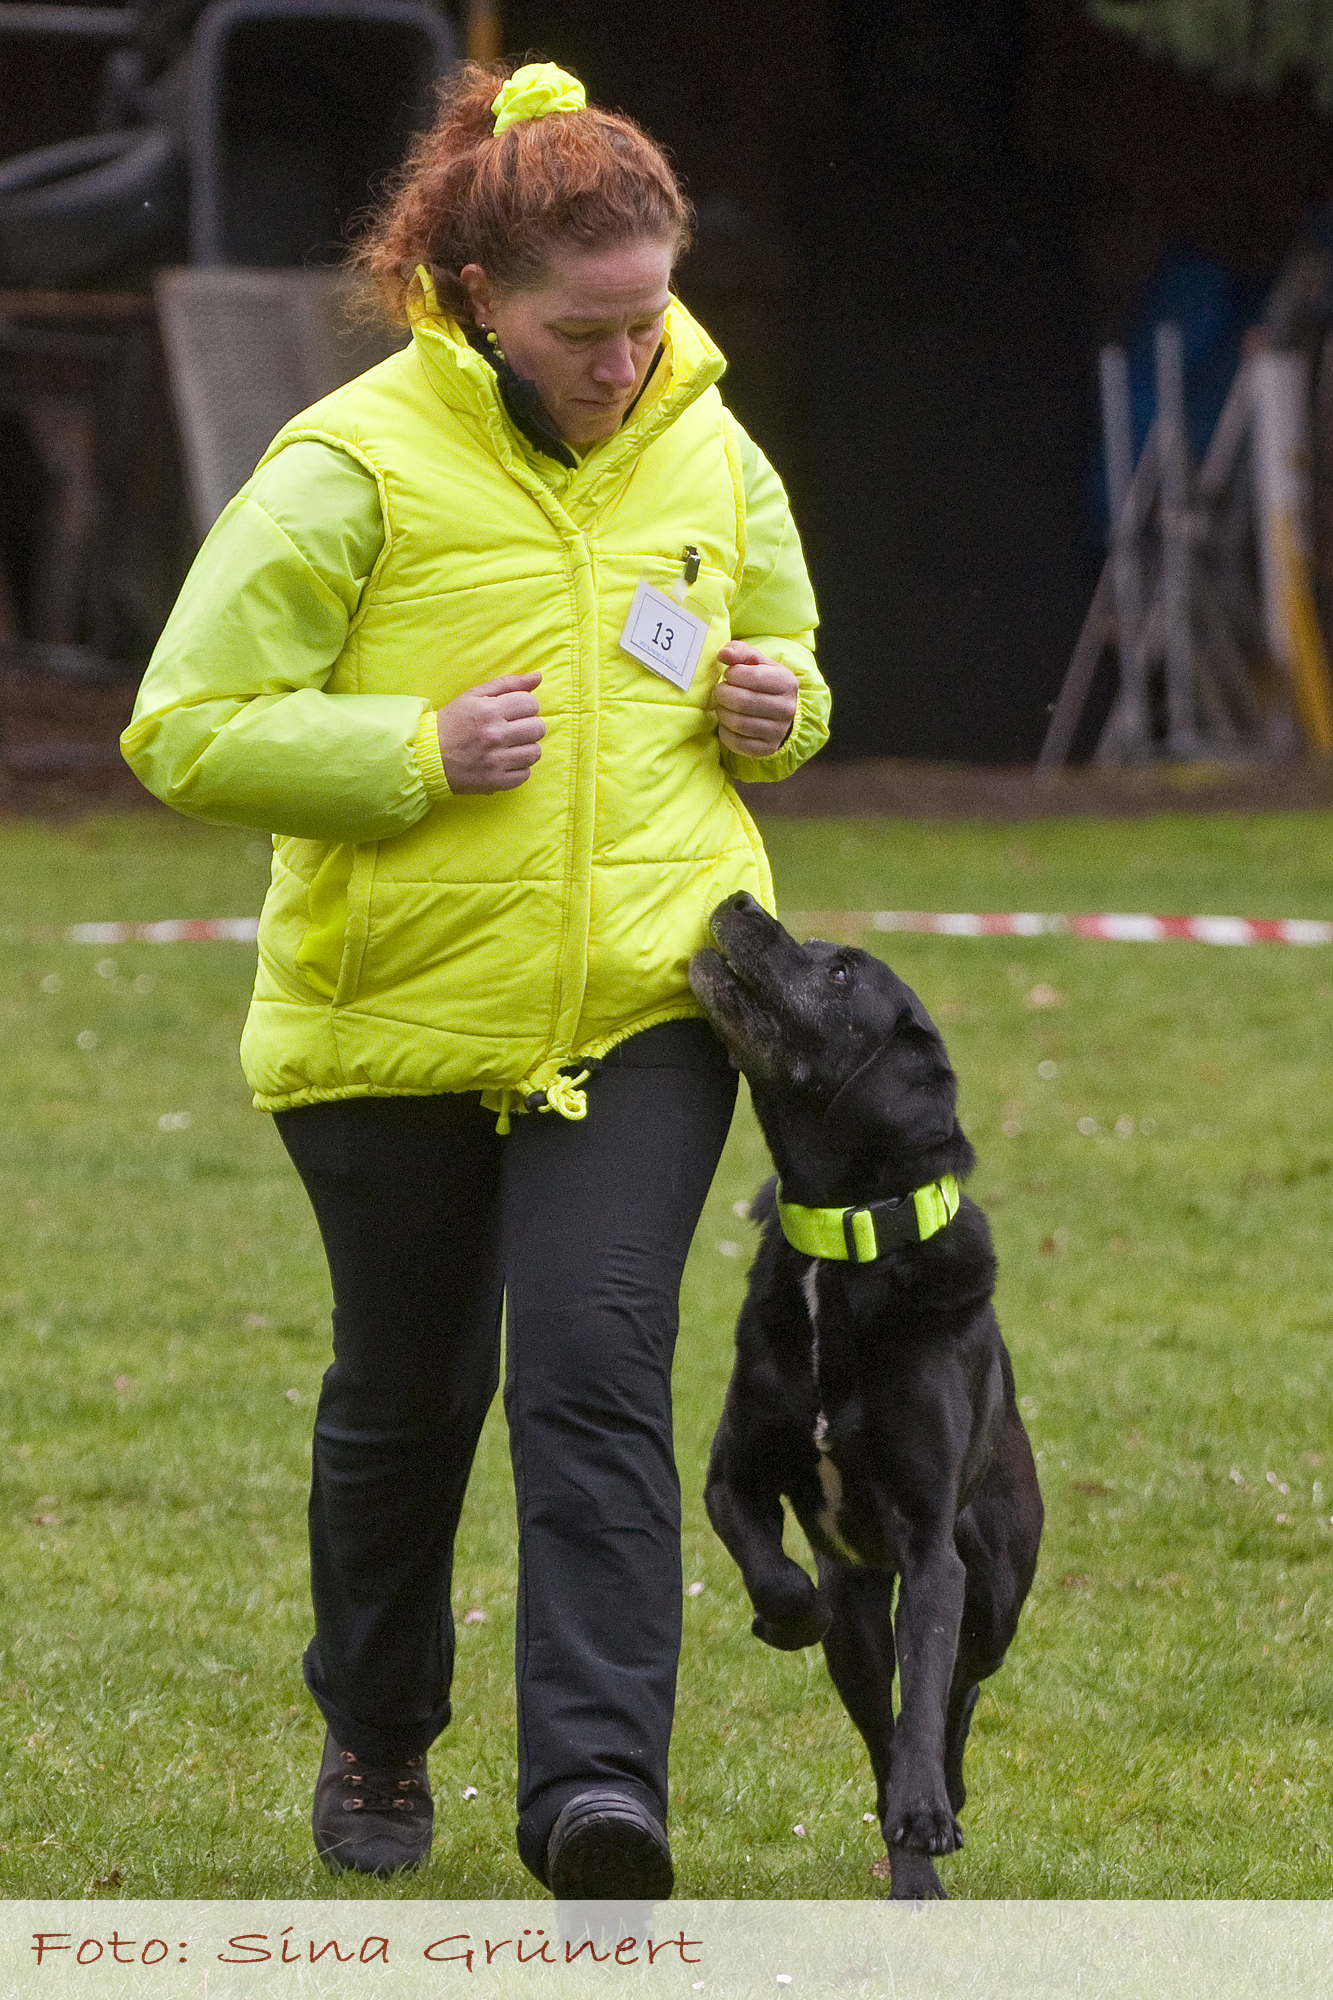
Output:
[458, 263, 495, 325]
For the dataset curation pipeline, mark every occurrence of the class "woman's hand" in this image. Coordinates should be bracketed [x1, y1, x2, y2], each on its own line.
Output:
[438, 671, 545, 793]
[711, 645, 798, 757]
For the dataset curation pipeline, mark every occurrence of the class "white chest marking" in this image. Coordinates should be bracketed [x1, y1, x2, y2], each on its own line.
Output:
[816, 1452, 862, 1564]
[801, 1263, 820, 1382]
[803, 1262, 861, 1563]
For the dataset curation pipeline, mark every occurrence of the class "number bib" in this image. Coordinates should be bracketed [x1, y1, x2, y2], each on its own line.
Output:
[618, 579, 711, 693]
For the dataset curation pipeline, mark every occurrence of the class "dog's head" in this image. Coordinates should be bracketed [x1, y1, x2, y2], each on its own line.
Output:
[689, 892, 973, 1203]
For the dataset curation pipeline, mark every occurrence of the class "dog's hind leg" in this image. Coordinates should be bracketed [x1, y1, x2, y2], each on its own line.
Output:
[818, 1562, 946, 1901]
[942, 1524, 1005, 1815]
[940, 1530, 994, 1815]
[945, 1404, 1045, 1812]
[943, 1681, 980, 1816]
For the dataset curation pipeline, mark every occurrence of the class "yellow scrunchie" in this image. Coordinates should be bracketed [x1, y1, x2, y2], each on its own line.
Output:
[491, 62, 586, 135]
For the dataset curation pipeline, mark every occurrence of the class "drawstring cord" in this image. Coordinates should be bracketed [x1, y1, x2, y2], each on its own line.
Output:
[538, 1069, 591, 1120]
[492, 1068, 592, 1134]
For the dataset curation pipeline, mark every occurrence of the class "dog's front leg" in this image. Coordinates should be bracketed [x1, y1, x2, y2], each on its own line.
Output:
[705, 1454, 830, 1650]
[883, 1534, 967, 1855]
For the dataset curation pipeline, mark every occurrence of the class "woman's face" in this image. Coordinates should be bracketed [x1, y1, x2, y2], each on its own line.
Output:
[461, 238, 674, 450]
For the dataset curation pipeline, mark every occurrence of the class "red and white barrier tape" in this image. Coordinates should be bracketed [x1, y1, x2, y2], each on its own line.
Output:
[54, 911, 1333, 947]
[65, 919, 260, 944]
[786, 911, 1333, 946]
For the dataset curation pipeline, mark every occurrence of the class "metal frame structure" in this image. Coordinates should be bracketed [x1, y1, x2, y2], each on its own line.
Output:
[1040, 323, 1329, 766]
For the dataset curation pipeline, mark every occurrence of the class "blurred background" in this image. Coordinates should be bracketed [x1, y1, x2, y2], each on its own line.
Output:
[5, 0, 1333, 773]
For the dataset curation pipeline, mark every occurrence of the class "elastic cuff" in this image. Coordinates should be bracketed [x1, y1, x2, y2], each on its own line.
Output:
[412, 708, 452, 801]
[721, 692, 805, 784]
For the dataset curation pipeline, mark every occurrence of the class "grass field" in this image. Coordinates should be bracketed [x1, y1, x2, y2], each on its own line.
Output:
[2, 805, 1332, 1902]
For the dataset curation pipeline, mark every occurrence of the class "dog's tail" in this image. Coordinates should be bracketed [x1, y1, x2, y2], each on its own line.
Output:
[749, 1175, 779, 1227]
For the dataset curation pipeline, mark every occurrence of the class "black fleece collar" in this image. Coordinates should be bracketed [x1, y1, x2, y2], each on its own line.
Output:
[467, 328, 665, 470]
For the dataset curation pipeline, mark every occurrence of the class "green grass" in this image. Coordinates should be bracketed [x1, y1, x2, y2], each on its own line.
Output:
[2, 807, 1333, 1900]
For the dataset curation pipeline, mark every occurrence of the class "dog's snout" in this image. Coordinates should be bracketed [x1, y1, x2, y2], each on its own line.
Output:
[716, 891, 763, 920]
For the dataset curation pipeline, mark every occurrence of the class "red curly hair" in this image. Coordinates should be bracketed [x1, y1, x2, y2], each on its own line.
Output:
[351, 60, 693, 326]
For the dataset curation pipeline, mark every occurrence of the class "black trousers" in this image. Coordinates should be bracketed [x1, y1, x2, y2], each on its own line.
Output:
[274, 1020, 736, 1877]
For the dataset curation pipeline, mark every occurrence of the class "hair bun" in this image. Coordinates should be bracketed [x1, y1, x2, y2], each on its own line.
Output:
[491, 62, 587, 134]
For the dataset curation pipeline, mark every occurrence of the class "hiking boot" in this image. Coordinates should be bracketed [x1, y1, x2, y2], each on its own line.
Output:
[545, 1788, 674, 1899]
[311, 1730, 433, 1875]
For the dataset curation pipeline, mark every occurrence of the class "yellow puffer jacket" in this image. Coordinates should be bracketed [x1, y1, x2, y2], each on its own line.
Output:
[123, 292, 829, 1122]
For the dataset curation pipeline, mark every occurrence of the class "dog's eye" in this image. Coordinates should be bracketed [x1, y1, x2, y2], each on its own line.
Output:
[828, 963, 848, 984]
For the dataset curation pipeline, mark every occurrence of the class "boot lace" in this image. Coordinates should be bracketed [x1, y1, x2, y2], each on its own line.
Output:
[339, 1749, 428, 1816]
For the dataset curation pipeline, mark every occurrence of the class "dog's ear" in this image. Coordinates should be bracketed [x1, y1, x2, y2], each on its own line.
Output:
[826, 1019, 959, 1151]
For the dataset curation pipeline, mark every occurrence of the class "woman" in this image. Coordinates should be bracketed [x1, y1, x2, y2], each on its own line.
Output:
[122, 59, 830, 1894]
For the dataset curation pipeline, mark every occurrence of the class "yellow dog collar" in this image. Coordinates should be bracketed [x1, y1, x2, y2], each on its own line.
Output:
[777, 1175, 960, 1264]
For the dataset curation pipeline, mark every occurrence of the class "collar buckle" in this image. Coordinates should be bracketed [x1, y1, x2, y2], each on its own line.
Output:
[779, 1175, 960, 1263]
[842, 1205, 883, 1262]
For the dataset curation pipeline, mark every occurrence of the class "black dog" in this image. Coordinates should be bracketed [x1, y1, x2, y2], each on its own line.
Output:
[689, 893, 1043, 1900]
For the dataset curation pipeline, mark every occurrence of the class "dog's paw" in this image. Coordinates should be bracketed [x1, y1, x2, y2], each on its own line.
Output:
[888, 1800, 963, 1856]
[885, 1851, 947, 1901]
[750, 1601, 832, 1650]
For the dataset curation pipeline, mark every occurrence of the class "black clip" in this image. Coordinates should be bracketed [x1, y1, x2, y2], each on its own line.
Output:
[842, 1207, 867, 1263]
[682, 544, 701, 588]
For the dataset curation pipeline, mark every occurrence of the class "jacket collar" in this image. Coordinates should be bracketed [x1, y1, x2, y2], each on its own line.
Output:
[406, 267, 726, 490]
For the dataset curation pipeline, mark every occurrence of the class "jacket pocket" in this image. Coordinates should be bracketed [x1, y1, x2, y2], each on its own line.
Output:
[293, 843, 355, 1001]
